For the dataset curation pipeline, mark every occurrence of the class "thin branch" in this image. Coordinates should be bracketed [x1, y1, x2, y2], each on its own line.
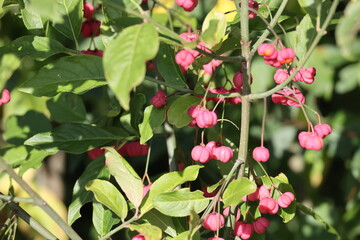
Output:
[0, 158, 82, 240]
[0, 194, 34, 204]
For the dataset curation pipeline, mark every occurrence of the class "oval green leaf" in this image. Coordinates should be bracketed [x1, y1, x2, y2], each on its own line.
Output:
[167, 95, 201, 128]
[19, 55, 106, 97]
[103, 23, 159, 110]
[105, 147, 144, 209]
[222, 178, 257, 207]
[86, 179, 128, 219]
[153, 188, 209, 217]
[129, 223, 162, 240]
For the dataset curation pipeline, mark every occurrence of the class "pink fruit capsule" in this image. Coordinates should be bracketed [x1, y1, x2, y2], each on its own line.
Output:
[131, 235, 146, 240]
[252, 146, 270, 162]
[213, 146, 233, 163]
[202, 212, 225, 231]
[314, 123, 332, 138]
[277, 48, 296, 64]
[259, 197, 279, 214]
[175, 0, 198, 12]
[253, 217, 270, 234]
[277, 192, 295, 208]
[191, 145, 211, 163]
[234, 221, 254, 239]
[0, 89, 10, 104]
[274, 69, 289, 84]
[83, 2, 95, 19]
[151, 90, 167, 108]
[196, 110, 218, 128]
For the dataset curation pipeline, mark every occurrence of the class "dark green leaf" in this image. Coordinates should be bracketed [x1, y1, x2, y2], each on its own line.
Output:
[47, 93, 87, 123]
[24, 123, 125, 154]
[105, 147, 144, 209]
[53, 0, 82, 41]
[103, 23, 159, 110]
[130, 93, 146, 132]
[156, 44, 187, 88]
[167, 95, 201, 128]
[68, 157, 110, 225]
[19, 55, 106, 96]
[0, 36, 67, 61]
[19, 0, 44, 34]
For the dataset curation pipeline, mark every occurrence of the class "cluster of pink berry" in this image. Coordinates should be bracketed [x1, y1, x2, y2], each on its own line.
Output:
[191, 141, 233, 163]
[81, 2, 101, 38]
[151, 90, 167, 108]
[175, 0, 198, 12]
[87, 141, 149, 160]
[0, 89, 11, 106]
[187, 104, 218, 128]
[298, 123, 332, 151]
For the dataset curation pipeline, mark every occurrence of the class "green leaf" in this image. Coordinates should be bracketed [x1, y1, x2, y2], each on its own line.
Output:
[142, 209, 178, 237]
[141, 165, 203, 214]
[19, 0, 44, 34]
[92, 201, 120, 237]
[103, 23, 159, 110]
[201, 11, 227, 48]
[130, 93, 146, 132]
[154, 188, 209, 217]
[46, 93, 87, 123]
[68, 157, 110, 225]
[292, 14, 315, 59]
[86, 179, 128, 219]
[3, 111, 52, 146]
[53, 0, 82, 41]
[222, 178, 257, 207]
[18, 148, 51, 176]
[25, 123, 125, 154]
[19, 55, 106, 97]
[0, 54, 20, 90]
[297, 0, 318, 17]
[156, 44, 187, 88]
[336, 1, 360, 60]
[129, 223, 162, 240]
[105, 147, 144, 209]
[23, 0, 63, 23]
[139, 105, 166, 144]
[0, 36, 66, 61]
[335, 63, 360, 94]
[167, 95, 201, 128]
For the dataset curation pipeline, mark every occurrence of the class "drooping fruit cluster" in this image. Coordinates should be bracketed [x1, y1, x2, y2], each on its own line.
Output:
[298, 123, 332, 151]
[81, 2, 101, 38]
[271, 87, 305, 107]
[187, 105, 218, 128]
[191, 141, 233, 164]
[231, 185, 295, 239]
[151, 90, 167, 108]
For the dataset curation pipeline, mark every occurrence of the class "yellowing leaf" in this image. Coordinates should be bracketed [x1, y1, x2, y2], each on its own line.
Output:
[212, 0, 237, 22]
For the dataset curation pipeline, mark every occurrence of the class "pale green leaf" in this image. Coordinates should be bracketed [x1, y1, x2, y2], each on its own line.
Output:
[222, 178, 257, 207]
[142, 209, 178, 237]
[53, 0, 82, 41]
[154, 188, 209, 217]
[105, 147, 144, 209]
[92, 201, 120, 237]
[201, 11, 226, 48]
[129, 223, 162, 240]
[141, 165, 203, 214]
[86, 179, 128, 219]
[139, 105, 166, 144]
[103, 23, 159, 110]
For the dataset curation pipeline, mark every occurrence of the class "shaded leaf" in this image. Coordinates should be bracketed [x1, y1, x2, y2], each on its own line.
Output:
[0, 36, 66, 61]
[0, 54, 20, 90]
[68, 157, 110, 225]
[130, 93, 146, 132]
[167, 95, 201, 128]
[47, 93, 87, 123]
[139, 105, 166, 144]
[53, 0, 82, 41]
[25, 123, 126, 154]
[142, 209, 178, 237]
[19, 55, 106, 96]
